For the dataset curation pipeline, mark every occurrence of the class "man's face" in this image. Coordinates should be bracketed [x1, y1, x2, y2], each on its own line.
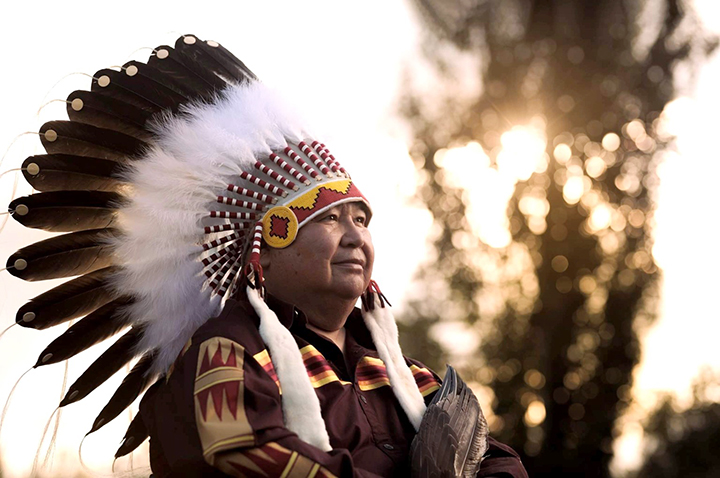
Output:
[261, 202, 374, 307]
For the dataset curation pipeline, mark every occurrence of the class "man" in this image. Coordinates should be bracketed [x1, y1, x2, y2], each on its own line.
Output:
[6, 34, 527, 477]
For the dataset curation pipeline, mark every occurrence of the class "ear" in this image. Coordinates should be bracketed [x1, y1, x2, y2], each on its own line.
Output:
[259, 245, 272, 269]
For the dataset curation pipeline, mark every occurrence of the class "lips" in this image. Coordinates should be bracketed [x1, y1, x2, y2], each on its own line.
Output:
[332, 258, 365, 267]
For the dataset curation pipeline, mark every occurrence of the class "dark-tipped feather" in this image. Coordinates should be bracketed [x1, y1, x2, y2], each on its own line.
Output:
[9, 191, 122, 232]
[194, 38, 258, 83]
[40, 121, 147, 160]
[66, 90, 153, 141]
[33, 296, 134, 365]
[7, 228, 117, 281]
[171, 36, 230, 91]
[90, 70, 160, 114]
[148, 45, 220, 101]
[22, 154, 124, 192]
[115, 397, 153, 458]
[91, 67, 186, 113]
[88, 352, 157, 434]
[16, 266, 118, 330]
[175, 35, 256, 85]
[121, 61, 196, 102]
[60, 327, 143, 407]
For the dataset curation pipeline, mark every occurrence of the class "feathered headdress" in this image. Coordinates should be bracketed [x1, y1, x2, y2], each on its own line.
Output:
[4, 34, 425, 457]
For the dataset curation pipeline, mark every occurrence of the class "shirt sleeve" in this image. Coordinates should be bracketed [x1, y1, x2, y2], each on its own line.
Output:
[477, 437, 529, 478]
[190, 335, 386, 478]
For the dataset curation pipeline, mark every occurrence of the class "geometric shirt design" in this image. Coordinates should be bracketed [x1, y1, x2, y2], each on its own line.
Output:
[194, 337, 254, 464]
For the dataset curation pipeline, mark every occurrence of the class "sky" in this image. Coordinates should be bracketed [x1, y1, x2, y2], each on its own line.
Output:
[0, 1, 718, 477]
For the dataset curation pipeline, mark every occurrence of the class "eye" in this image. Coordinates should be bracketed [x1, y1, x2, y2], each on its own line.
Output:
[320, 213, 338, 222]
[354, 215, 367, 226]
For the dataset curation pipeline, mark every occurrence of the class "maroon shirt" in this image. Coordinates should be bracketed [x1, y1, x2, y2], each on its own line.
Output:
[139, 295, 527, 477]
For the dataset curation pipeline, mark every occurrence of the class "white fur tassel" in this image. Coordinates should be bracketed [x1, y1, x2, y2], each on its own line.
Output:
[361, 296, 426, 431]
[246, 286, 332, 451]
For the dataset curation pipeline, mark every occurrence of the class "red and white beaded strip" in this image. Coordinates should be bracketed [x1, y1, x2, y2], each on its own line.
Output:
[201, 242, 239, 267]
[318, 141, 348, 176]
[302, 141, 337, 174]
[204, 222, 252, 234]
[249, 221, 263, 263]
[269, 153, 311, 185]
[253, 160, 298, 191]
[203, 244, 239, 278]
[201, 232, 242, 251]
[311, 141, 347, 176]
[226, 184, 278, 204]
[283, 146, 323, 181]
[294, 143, 332, 178]
[217, 196, 266, 211]
[208, 249, 241, 290]
[217, 257, 243, 296]
[239, 171, 288, 197]
[209, 211, 257, 220]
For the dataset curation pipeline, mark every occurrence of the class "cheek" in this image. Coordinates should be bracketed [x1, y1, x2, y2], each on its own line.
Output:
[363, 232, 375, 273]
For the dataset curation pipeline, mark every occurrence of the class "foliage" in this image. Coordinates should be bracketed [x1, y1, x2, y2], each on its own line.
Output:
[397, 0, 716, 475]
[634, 370, 720, 477]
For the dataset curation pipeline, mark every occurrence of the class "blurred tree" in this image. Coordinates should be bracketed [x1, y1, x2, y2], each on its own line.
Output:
[397, 0, 717, 476]
[634, 370, 720, 477]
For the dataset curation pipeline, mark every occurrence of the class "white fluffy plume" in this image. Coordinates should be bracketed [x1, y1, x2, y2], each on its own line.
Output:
[111, 82, 310, 375]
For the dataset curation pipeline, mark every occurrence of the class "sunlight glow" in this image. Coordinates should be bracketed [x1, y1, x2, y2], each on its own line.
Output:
[497, 127, 548, 181]
[442, 127, 547, 248]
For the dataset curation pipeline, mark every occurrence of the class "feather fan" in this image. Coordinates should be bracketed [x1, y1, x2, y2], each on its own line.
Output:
[7, 228, 117, 281]
[409, 366, 489, 478]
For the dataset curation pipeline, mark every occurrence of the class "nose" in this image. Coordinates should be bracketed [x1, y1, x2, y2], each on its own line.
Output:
[339, 215, 364, 248]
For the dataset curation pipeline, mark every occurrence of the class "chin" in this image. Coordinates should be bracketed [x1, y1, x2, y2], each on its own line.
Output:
[330, 281, 367, 302]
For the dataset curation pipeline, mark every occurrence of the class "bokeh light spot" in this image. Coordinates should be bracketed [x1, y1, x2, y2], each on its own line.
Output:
[524, 369, 546, 389]
[563, 176, 585, 204]
[554, 143, 572, 163]
[551, 255, 569, 272]
[585, 156, 607, 178]
[602, 132, 621, 152]
[525, 400, 547, 427]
